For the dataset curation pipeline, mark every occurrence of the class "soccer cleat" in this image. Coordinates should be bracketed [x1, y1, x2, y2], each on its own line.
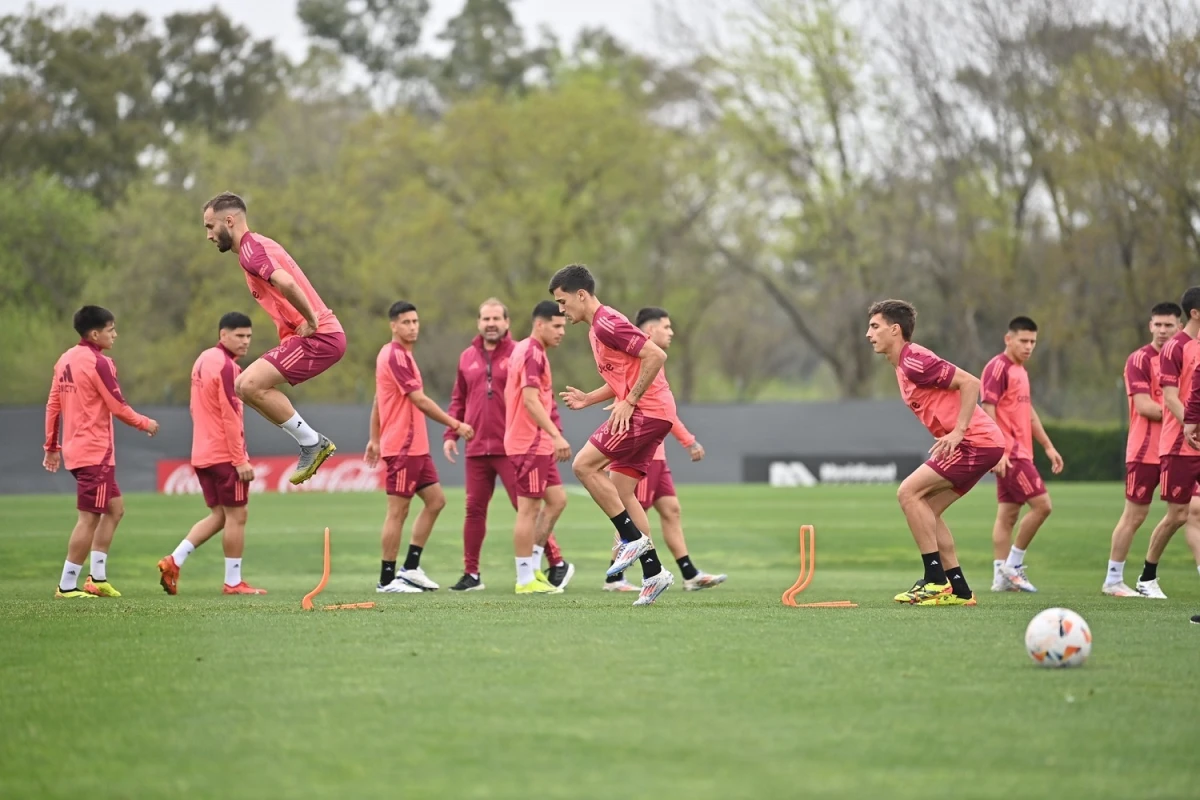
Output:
[534, 568, 549, 585]
[632, 570, 674, 606]
[377, 579, 424, 593]
[398, 567, 439, 591]
[158, 556, 180, 596]
[607, 535, 653, 576]
[917, 592, 977, 606]
[449, 574, 485, 592]
[684, 571, 727, 591]
[1191, 614, 1200, 624]
[223, 582, 267, 595]
[515, 579, 563, 595]
[55, 587, 98, 599]
[907, 581, 952, 604]
[894, 579, 924, 603]
[1102, 581, 1141, 598]
[290, 435, 336, 485]
[84, 576, 121, 597]
[1136, 578, 1168, 599]
[546, 562, 575, 590]
[998, 564, 1037, 593]
[990, 572, 1013, 592]
[602, 578, 640, 592]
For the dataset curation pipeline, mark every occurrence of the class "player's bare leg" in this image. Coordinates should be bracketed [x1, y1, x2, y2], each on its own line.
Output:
[82, 497, 124, 597]
[394, 484, 444, 591]
[514, 496, 559, 594]
[235, 359, 335, 485]
[57, 511, 101, 598]
[1139, 503, 1188, 598]
[653, 495, 726, 591]
[894, 465, 970, 604]
[991, 501, 1033, 592]
[1104, 500, 1152, 595]
[159, 506, 225, 595]
[220, 505, 264, 594]
[535, 487, 573, 589]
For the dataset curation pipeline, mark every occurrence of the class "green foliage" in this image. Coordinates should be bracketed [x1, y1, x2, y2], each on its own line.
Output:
[1035, 421, 1127, 482]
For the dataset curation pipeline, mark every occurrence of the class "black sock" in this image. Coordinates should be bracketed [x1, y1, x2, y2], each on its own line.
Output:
[606, 560, 624, 583]
[380, 560, 396, 586]
[403, 545, 423, 571]
[1141, 560, 1158, 582]
[610, 511, 644, 543]
[676, 555, 699, 581]
[946, 566, 971, 599]
[921, 551, 947, 584]
[640, 548, 663, 579]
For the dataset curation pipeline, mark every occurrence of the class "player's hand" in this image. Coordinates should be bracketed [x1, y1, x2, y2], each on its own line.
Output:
[1187, 424, 1200, 451]
[689, 442, 706, 462]
[554, 434, 573, 462]
[560, 386, 588, 410]
[456, 422, 475, 441]
[603, 399, 636, 436]
[443, 439, 459, 464]
[992, 454, 1010, 477]
[929, 428, 964, 463]
[364, 439, 380, 468]
[1046, 447, 1064, 475]
[235, 462, 255, 482]
[145, 419, 160, 437]
[295, 320, 317, 338]
[43, 451, 60, 473]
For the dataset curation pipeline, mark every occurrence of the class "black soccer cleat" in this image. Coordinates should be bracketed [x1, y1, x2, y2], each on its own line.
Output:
[545, 562, 576, 590]
[449, 573, 485, 592]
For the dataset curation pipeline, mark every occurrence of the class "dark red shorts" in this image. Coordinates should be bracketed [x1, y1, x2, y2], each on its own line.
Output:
[509, 454, 563, 499]
[70, 465, 121, 514]
[996, 457, 1047, 504]
[261, 331, 346, 386]
[1125, 462, 1159, 505]
[1159, 454, 1200, 503]
[589, 413, 674, 479]
[384, 454, 439, 498]
[635, 459, 677, 509]
[925, 444, 1005, 496]
[195, 463, 250, 508]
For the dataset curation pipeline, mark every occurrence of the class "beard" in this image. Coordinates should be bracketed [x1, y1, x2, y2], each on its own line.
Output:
[216, 227, 234, 252]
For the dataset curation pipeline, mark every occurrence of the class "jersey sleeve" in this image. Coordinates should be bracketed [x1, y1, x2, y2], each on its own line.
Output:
[593, 311, 649, 356]
[980, 359, 1008, 404]
[217, 361, 248, 465]
[522, 349, 546, 388]
[444, 354, 468, 442]
[901, 351, 956, 390]
[671, 417, 697, 449]
[1184, 375, 1200, 424]
[1160, 340, 1183, 388]
[44, 362, 62, 452]
[92, 356, 151, 431]
[239, 236, 279, 282]
[388, 350, 423, 395]
[1125, 352, 1152, 396]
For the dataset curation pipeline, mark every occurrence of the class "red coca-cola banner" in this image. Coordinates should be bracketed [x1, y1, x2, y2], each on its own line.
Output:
[157, 455, 386, 494]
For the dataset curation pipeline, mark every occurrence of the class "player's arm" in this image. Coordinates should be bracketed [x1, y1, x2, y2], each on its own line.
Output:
[1030, 406, 1064, 473]
[672, 416, 704, 460]
[1182, 376, 1200, 448]
[1132, 393, 1163, 421]
[947, 368, 981, 436]
[1125, 356, 1161, 421]
[1163, 385, 1186, 425]
[268, 270, 318, 331]
[92, 359, 158, 435]
[560, 384, 616, 410]
[443, 361, 468, 442]
[626, 339, 667, 406]
[215, 366, 249, 468]
[43, 367, 62, 472]
[522, 387, 561, 439]
[410, 389, 471, 436]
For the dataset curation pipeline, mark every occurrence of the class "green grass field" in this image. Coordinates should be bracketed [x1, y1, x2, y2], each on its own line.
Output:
[2, 483, 1198, 799]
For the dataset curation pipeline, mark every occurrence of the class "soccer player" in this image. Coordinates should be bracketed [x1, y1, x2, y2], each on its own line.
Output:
[43, 306, 159, 598]
[202, 192, 343, 485]
[443, 298, 572, 592]
[604, 307, 727, 592]
[365, 301, 475, 593]
[505, 302, 573, 594]
[981, 316, 1064, 593]
[158, 312, 266, 596]
[1102, 302, 1181, 596]
[1142, 287, 1200, 598]
[866, 299, 1006, 606]
[550, 263, 676, 606]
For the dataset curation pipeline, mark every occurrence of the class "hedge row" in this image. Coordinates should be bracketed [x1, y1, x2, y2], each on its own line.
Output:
[1033, 422, 1126, 482]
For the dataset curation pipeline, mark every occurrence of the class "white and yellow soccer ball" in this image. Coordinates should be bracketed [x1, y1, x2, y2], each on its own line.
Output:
[1025, 608, 1092, 668]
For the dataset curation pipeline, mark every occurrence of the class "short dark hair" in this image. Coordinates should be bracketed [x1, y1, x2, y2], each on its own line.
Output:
[548, 264, 595, 295]
[532, 300, 564, 321]
[219, 312, 253, 331]
[73, 305, 115, 338]
[635, 307, 669, 328]
[1151, 302, 1183, 319]
[1008, 316, 1038, 333]
[1181, 288, 1200, 318]
[389, 301, 417, 319]
[203, 192, 247, 214]
[867, 299, 916, 341]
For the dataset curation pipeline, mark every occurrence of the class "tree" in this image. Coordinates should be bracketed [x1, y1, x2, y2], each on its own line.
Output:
[297, 0, 429, 93]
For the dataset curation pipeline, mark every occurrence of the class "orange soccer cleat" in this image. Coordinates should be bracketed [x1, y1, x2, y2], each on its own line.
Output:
[158, 556, 180, 596]
[223, 582, 267, 595]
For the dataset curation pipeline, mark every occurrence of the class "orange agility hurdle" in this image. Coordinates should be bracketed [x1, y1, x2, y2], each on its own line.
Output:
[781, 525, 856, 608]
[302, 527, 376, 612]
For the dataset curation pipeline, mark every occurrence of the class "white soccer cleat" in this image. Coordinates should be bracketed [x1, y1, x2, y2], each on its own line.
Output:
[602, 578, 640, 592]
[1101, 581, 1141, 597]
[607, 535, 653, 576]
[1136, 578, 1168, 599]
[683, 572, 727, 591]
[377, 578, 425, 593]
[991, 572, 1013, 592]
[999, 564, 1037, 593]
[398, 567, 439, 591]
[632, 570, 674, 606]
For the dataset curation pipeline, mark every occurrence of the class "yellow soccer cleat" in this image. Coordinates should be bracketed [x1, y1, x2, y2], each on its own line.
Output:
[515, 579, 563, 595]
[917, 592, 977, 606]
[894, 580, 924, 603]
[290, 435, 336, 485]
[55, 587, 98, 599]
[909, 581, 952, 605]
[534, 569, 549, 585]
[84, 576, 121, 597]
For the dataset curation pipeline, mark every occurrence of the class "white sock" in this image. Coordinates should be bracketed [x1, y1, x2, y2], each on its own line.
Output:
[516, 557, 535, 585]
[89, 550, 107, 581]
[172, 540, 196, 567]
[60, 560, 83, 591]
[532, 545, 545, 564]
[1105, 560, 1125, 585]
[225, 558, 242, 587]
[280, 412, 320, 447]
[993, 559, 1003, 577]
[1005, 546, 1026, 569]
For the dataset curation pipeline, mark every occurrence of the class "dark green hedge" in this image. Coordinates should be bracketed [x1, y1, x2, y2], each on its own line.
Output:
[1033, 421, 1126, 482]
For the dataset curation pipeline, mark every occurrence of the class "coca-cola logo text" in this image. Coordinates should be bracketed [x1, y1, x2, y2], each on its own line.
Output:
[157, 456, 385, 495]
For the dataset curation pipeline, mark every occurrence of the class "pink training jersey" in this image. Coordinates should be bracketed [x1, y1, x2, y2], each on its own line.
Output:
[1160, 331, 1200, 457]
[44, 341, 153, 469]
[190, 344, 248, 468]
[504, 337, 556, 457]
[981, 353, 1034, 460]
[1125, 343, 1164, 464]
[375, 342, 430, 459]
[588, 305, 677, 423]
[896, 343, 1006, 449]
[238, 232, 344, 344]
[653, 368, 696, 460]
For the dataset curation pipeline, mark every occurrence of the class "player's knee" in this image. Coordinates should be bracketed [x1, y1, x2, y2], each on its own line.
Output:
[233, 371, 259, 401]
[425, 491, 447, 514]
[896, 481, 919, 507]
[225, 506, 248, 525]
[107, 502, 125, 522]
[1032, 496, 1053, 517]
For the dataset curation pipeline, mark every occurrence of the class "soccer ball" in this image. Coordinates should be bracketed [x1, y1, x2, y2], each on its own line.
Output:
[1024, 608, 1091, 668]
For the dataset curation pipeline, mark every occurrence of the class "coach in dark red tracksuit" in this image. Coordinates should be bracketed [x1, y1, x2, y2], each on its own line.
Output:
[443, 299, 570, 592]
